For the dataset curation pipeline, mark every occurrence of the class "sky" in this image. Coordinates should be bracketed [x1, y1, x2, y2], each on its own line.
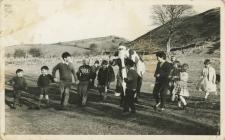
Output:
[0, 0, 222, 46]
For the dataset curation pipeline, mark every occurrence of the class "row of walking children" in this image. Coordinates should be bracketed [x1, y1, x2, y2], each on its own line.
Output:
[154, 53, 218, 111]
[8, 52, 116, 110]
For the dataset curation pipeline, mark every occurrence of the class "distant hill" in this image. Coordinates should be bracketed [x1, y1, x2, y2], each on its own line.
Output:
[129, 8, 220, 53]
[6, 35, 129, 57]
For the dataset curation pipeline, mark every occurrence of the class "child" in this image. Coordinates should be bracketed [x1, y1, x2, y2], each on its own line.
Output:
[8, 69, 27, 109]
[173, 63, 190, 109]
[90, 60, 100, 89]
[76, 59, 92, 106]
[97, 60, 110, 101]
[170, 56, 176, 64]
[107, 61, 115, 90]
[197, 59, 217, 99]
[52, 52, 77, 110]
[37, 66, 54, 109]
[169, 60, 181, 101]
[123, 59, 138, 115]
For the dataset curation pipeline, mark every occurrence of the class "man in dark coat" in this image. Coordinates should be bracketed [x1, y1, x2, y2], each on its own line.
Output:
[153, 51, 171, 111]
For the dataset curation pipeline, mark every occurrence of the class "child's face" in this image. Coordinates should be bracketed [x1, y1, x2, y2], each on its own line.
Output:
[181, 66, 187, 72]
[157, 56, 163, 62]
[64, 56, 72, 63]
[173, 63, 178, 68]
[17, 71, 23, 77]
[94, 63, 99, 67]
[205, 64, 210, 68]
[171, 57, 175, 62]
[41, 69, 48, 75]
[102, 64, 107, 69]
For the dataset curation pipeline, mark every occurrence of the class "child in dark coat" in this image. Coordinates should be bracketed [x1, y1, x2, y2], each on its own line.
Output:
[8, 69, 27, 109]
[37, 66, 54, 108]
[107, 61, 115, 89]
[97, 60, 110, 101]
[123, 59, 138, 115]
[77, 59, 92, 106]
[90, 60, 100, 89]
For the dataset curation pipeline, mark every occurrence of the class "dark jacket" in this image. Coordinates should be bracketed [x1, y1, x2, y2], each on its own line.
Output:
[169, 68, 180, 81]
[107, 65, 115, 82]
[124, 69, 138, 90]
[10, 76, 27, 90]
[90, 65, 100, 79]
[112, 58, 123, 77]
[97, 65, 115, 85]
[76, 65, 92, 82]
[52, 62, 77, 82]
[37, 74, 54, 87]
[97, 67, 109, 85]
[154, 61, 171, 84]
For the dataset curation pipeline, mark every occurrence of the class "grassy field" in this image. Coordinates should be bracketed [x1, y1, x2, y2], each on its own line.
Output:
[4, 52, 220, 135]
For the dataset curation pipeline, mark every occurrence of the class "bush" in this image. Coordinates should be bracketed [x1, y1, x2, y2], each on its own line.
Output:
[28, 48, 42, 57]
[89, 43, 98, 55]
[84, 51, 91, 56]
[72, 51, 82, 56]
[14, 49, 26, 58]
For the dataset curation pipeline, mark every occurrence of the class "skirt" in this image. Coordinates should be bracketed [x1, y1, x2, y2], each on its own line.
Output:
[197, 77, 217, 93]
[173, 81, 189, 97]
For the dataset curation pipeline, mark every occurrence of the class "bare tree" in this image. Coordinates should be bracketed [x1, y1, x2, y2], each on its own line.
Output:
[152, 5, 194, 53]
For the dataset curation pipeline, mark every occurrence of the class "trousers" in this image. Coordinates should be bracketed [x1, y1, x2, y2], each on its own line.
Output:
[78, 81, 90, 105]
[123, 88, 136, 112]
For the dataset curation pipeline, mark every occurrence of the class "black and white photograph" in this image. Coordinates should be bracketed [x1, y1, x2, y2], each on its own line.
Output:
[0, 0, 224, 139]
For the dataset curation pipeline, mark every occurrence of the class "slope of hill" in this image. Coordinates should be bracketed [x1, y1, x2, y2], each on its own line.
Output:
[5, 35, 128, 57]
[129, 8, 220, 53]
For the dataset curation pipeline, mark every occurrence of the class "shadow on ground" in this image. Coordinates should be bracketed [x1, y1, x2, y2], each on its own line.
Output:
[5, 84, 220, 135]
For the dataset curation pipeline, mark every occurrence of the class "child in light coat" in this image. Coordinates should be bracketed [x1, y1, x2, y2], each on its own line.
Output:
[197, 59, 217, 99]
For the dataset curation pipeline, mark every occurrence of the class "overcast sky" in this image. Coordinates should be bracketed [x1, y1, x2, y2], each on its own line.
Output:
[0, 0, 221, 46]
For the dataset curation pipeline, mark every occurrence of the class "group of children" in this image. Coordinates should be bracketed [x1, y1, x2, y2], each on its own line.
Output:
[8, 52, 116, 110]
[8, 51, 218, 114]
[153, 51, 218, 111]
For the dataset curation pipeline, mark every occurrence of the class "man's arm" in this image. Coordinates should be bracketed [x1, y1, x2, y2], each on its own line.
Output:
[71, 65, 77, 83]
[23, 78, 28, 90]
[76, 67, 81, 81]
[52, 63, 60, 78]
[37, 76, 41, 86]
[154, 63, 160, 77]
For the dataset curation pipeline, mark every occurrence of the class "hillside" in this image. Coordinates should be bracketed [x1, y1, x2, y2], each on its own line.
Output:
[5, 35, 128, 57]
[129, 8, 220, 53]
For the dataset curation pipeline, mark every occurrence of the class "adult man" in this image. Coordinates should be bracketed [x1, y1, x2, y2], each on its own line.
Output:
[153, 51, 171, 111]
